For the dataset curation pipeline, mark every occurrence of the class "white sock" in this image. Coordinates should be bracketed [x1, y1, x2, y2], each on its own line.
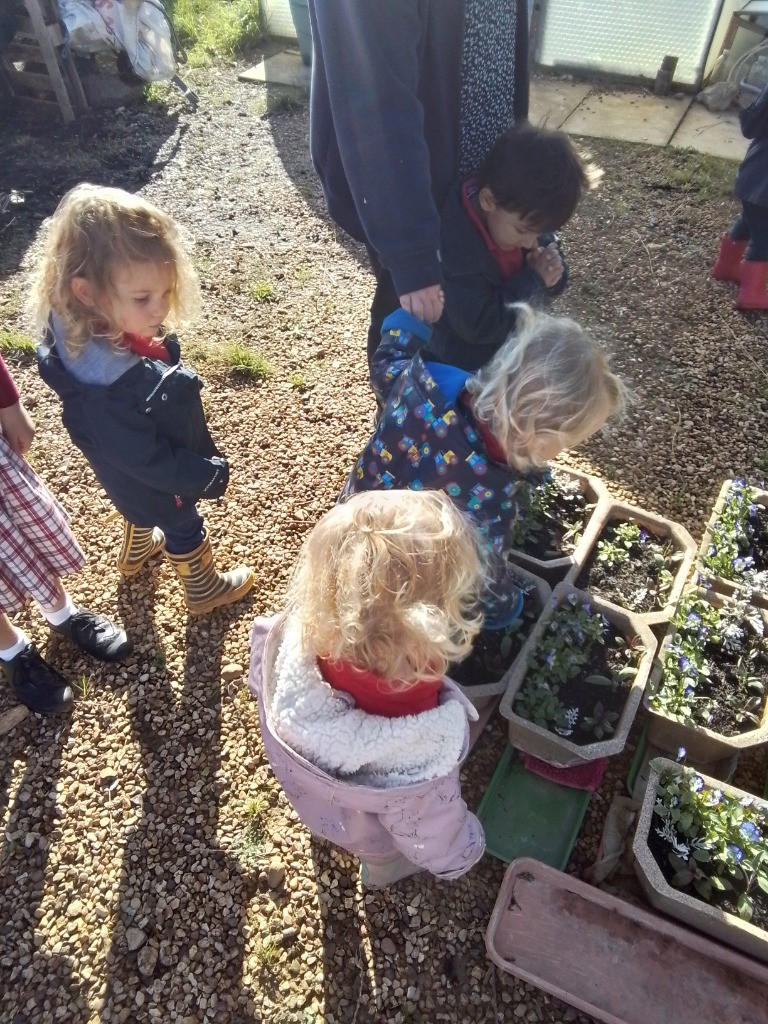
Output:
[39, 594, 78, 627]
[0, 627, 30, 661]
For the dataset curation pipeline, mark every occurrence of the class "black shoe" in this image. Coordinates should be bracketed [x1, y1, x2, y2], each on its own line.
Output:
[2, 644, 73, 715]
[50, 609, 133, 663]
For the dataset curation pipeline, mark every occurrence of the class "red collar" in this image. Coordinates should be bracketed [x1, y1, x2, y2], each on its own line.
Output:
[318, 657, 441, 717]
[461, 178, 524, 278]
[123, 332, 172, 363]
[462, 391, 509, 464]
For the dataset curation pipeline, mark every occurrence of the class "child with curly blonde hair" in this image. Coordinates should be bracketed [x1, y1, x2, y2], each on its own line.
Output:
[31, 183, 252, 615]
[249, 489, 486, 889]
[343, 304, 625, 626]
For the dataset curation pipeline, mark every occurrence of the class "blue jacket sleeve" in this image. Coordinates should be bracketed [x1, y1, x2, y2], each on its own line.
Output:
[740, 81, 768, 140]
[310, 0, 443, 296]
[370, 309, 432, 404]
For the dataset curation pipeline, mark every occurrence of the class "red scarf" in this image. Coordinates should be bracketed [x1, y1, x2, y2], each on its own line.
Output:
[123, 332, 172, 364]
[318, 657, 441, 718]
[461, 178, 525, 278]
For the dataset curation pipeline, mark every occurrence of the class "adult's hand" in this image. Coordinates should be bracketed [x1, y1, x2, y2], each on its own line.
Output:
[399, 284, 445, 323]
[0, 400, 35, 456]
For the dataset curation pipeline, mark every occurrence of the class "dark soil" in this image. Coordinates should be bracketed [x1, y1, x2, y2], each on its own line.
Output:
[575, 520, 676, 612]
[693, 641, 768, 736]
[451, 594, 540, 686]
[647, 821, 768, 932]
[511, 472, 592, 560]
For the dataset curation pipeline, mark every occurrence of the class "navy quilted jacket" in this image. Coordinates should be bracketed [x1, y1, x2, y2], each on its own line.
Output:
[736, 80, 768, 208]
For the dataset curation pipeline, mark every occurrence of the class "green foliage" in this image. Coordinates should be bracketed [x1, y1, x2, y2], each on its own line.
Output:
[650, 590, 767, 728]
[249, 280, 276, 304]
[290, 373, 307, 391]
[661, 151, 736, 199]
[507, 470, 588, 556]
[651, 760, 768, 923]
[169, 0, 263, 67]
[235, 794, 268, 867]
[0, 329, 35, 361]
[701, 479, 768, 598]
[596, 519, 679, 610]
[219, 344, 273, 381]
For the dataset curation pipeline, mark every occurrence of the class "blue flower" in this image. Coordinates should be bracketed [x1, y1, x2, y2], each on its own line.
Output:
[727, 844, 744, 862]
[739, 821, 762, 842]
[707, 789, 722, 806]
[639, 529, 649, 543]
[676, 746, 687, 762]
[748, 503, 759, 518]
[691, 775, 705, 792]
[732, 478, 746, 490]
[686, 611, 702, 627]
[684, 686, 694, 698]
[708, 544, 717, 558]
[678, 656, 693, 672]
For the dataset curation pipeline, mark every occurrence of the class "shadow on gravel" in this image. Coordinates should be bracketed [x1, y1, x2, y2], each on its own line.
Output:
[0, 101, 185, 280]
[0, 714, 85, 1022]
[100, 599, 255, 1022]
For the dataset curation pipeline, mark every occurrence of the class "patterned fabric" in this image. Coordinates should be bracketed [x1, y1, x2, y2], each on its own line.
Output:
[342, 309, 540, 626]
[0, 437, 85, 613]
[460, 0, 518, 175]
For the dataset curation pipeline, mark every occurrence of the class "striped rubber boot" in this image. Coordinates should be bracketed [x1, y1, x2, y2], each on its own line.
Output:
[166, 529, 254, 614]
[117, 520, 165, 575]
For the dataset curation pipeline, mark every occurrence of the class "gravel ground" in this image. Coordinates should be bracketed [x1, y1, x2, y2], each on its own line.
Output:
[1, 57, 768, 1024]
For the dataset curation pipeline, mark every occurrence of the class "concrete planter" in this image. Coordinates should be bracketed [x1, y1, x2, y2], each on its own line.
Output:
[507, 468, 610, 585]
[568, 500, 696, 628]
[633, 758, 768, 964]
[499, 583, 656, 767]
[486, 857, 768, 1024]
[451, 565, 551, 711]
[644, 589, 768, 765]
[696, 479, 768, 611]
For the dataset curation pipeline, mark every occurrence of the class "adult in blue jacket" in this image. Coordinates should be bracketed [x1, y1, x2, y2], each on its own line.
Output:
[307, 0, 530, 362]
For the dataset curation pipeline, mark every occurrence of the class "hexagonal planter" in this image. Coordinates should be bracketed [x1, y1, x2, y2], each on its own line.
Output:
[696, 479, 768, 611]
[487, 857, 768, 1024]
[568, 500, 696, 628]
[499, 583, 656, 768]
[644, 589, 768, 765]
[633, 758, 768, 964]
[506, 468, 610, 585]
[450, 565, 551, 711]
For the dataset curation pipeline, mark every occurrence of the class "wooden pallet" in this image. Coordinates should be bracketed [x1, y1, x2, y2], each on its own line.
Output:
[0, 0, 88, 122]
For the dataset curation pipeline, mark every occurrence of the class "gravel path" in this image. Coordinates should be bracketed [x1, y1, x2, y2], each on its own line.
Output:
[1, 60, 767, 1024]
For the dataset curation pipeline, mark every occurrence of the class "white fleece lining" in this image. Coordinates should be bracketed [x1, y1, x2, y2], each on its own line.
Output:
[268, 619, 470, 788]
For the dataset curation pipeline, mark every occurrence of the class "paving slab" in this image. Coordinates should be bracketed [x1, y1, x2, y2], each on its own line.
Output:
[560, 90, 692, 146]
[528, 78, 592, 130]
[670, 103, 747, 161]
[239, 49, 309, 90]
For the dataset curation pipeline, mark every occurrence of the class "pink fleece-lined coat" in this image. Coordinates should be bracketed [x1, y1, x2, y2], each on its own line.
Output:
[248, 615, 485, 879]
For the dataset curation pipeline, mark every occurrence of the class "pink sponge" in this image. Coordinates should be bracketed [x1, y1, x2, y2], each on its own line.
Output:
[519, 752, 608, 792]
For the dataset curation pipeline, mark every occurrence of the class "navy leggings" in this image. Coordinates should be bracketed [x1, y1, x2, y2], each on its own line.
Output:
[729, 200, 768, 261]
[163, 506, 205, 555]
[365, 246, 400, 368]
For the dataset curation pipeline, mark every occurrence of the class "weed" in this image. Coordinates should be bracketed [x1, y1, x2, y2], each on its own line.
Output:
[290, 373, 307, 392]
[293, 265, 314, 283]
[76, 674, 95, 700]
[219, 345, 273, 382]
[249, 280, 276, 304]
[0, 330, 36, 362]
[267, 91, 305, 115]
[668, 491, 686, 514]
[659, 151, 735, 199]
[235, 794, 268, 867]
[757, 452, 768, 479]
[169, 0, 262, 67]
[152, 649, 167, 671]
[253, 939, 281, 969]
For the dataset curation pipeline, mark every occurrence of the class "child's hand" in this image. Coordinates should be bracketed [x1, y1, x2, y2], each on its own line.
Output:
[527, 243, 564, 289]
[0, 400, 35, 456]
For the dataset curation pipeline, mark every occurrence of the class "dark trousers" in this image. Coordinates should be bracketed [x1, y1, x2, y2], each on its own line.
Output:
[729, 201, 768, 261]
[163, 506, 205, 555]
[365, 246, 400, 368]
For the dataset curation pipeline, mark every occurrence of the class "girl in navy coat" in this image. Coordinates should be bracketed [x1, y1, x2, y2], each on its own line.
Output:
[32, 184, 253, 615]
[712, 79, 768, 310]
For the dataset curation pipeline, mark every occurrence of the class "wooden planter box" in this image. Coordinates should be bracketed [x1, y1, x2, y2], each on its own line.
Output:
[506, 468, 610, 585]
[696, 479, 768, 611]
[498, 583, 656, 767]
[567, 500, 696, 628]
[451, 565, 551, 711]
[644, 589, 768, 765]
[486, 857, 768, 1024]
[633, 758, 768, 964]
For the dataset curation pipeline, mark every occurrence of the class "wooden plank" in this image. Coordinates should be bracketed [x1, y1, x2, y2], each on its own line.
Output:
[11, 68, 53, 92]
[21, 0, 74, 121]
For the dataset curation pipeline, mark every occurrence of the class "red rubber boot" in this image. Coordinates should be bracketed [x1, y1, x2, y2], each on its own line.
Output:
[736, 260, 768, 311]
[711, 235, 747, 282]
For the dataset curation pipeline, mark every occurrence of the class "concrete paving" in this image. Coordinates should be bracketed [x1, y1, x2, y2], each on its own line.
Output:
[242, 50, 746, 163]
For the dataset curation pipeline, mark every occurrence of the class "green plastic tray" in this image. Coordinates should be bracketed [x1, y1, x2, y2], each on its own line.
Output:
[477, 744, 590, 868]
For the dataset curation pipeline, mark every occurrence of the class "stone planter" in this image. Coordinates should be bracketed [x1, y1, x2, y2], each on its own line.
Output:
[568, 500, 696, 628]
[499, 583, 656, 768]
[633, 758, 768, 964]
[696, 479, 768, 611]
[487, 857, 768, 1024]
[644, 589, 768, 765]
[507, 468, 610, 585]
[451, 566, 551, 711]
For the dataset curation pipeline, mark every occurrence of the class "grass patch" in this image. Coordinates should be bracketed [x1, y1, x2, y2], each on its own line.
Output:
[235, 794, 268, 868]
[657, 151, 736, 199]
[169, 0, 263, 67]
[290, 373, 307, 391]
[293, 265, 314, 283]
[219, 344, 273, 381]
[248, 280, 276, 304]
[0, 330, 36, 362]
[253, 938, 281, 969]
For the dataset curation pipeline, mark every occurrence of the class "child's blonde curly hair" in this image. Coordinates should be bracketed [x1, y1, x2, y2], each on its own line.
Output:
[29, 183, 199, 357]
[290, 490, 485, 685]
[466, 304, 625, 470]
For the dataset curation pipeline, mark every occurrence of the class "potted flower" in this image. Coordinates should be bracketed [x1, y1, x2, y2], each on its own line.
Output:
[644, 588, 768, 765]
[506, 468, 609, 585]
[569, 501, 696, 627]
[697, 478, 768, 610]
[633, 757, 768, 963]
[450, 566, 551, 710]
[499, 583, 655, 767]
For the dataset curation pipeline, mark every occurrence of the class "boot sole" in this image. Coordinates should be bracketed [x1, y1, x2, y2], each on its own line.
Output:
[184, 572, 255, 615]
